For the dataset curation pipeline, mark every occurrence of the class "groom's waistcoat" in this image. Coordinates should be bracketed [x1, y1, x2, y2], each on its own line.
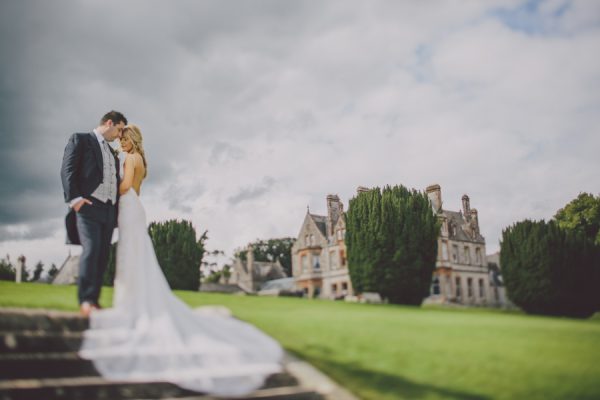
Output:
[61, 132, 120, 203]
[90, 138, 118, 204]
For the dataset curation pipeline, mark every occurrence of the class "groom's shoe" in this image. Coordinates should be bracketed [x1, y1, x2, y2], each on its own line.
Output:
[80, 302, 93, 317]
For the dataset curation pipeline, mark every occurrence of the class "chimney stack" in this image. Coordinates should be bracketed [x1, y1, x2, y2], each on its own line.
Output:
[326, 194, 342, 237]
[426, 184, 442, 212]
[470, 209, 479, 235]
[462, 195, 471, 220]
[356, 186, 370, 195]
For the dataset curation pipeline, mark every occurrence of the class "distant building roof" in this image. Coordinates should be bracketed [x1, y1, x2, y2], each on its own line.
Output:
[442, 210, 485, 243]
[52, 255, 80, 285]
[260, 277, 295, 291]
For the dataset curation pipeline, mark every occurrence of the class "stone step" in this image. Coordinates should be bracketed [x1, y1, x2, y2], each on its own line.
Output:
[1, 331, 83, 353]
[0, 352, 298, 385]
[0, 309, 88, 333]
[0, 377, 321, 400]
[0, 309, 334, 399]
[0, 352, 98, 379]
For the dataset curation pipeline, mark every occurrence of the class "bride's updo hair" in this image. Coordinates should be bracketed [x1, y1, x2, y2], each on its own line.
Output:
[122, 124, 148, 178]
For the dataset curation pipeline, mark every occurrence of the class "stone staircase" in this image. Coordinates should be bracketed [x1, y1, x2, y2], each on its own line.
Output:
[0, 308, 323, 400]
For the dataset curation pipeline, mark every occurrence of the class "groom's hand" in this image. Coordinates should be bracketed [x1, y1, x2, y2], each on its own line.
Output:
[73, 198, 92, 212]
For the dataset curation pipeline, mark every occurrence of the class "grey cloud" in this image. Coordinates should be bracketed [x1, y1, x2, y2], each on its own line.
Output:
[228, 177, 276, 206]
[0, 218, 62, 242]
[209, 142, 245, 166]
[164, 182, 206, 214]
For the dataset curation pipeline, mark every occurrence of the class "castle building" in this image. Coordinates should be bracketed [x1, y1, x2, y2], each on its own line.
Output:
[292, 186, 505, 307]
[291, 195, 353, 299]
[425, 184, 496, 306]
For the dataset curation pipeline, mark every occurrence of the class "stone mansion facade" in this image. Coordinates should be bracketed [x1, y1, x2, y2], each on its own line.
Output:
[291, 185, 505, 306]
[425, 184, 498, 306]
[291, 195, 352, 299]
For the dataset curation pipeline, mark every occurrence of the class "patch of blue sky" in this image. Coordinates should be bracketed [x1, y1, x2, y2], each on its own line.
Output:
[488, 0, 572, 36]
[405, 44, 434, 84]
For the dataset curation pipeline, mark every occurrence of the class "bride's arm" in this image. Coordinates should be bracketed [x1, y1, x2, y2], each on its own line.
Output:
[119, 154, 135, 195]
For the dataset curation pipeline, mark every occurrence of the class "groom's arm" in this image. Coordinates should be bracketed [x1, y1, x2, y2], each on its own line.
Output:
[61, 133, 84, 203]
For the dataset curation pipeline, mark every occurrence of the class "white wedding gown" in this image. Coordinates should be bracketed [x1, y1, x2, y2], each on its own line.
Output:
[79, 186, 283, 397]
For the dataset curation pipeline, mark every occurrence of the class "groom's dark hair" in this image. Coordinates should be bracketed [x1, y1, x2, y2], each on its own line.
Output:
[100, 110, 128, 126]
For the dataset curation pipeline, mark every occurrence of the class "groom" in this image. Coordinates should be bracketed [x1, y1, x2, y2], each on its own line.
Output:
[61, 111, 127, 316]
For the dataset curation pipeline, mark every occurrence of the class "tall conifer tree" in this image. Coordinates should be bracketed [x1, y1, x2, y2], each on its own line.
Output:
[346, 185, 440, 305]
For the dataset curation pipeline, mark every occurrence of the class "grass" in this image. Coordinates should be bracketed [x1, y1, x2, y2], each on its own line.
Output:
[1, 281, 600, 400]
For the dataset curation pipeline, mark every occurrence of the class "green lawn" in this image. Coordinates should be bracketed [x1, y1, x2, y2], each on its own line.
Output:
[1, 281, 599, 400]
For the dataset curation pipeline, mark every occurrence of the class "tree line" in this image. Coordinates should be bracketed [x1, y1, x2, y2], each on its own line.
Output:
[0, 256, 58, 282]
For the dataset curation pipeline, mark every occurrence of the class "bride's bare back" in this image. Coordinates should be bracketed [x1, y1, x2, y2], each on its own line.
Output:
[119, 153, 145, 195]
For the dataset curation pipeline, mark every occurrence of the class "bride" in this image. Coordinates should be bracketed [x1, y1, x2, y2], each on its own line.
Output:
[79, 124, 283, 397]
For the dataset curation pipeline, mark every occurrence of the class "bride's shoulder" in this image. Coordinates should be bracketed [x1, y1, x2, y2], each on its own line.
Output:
[124, 152, 143, 164]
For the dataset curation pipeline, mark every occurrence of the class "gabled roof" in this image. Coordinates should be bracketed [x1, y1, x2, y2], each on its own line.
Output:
[309, 214, 328, 237]
[442, 210, 485, 243]
[334, 214, 346, 230]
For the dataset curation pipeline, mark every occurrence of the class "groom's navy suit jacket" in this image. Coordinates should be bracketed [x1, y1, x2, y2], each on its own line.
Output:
[61, 132, 121, 245]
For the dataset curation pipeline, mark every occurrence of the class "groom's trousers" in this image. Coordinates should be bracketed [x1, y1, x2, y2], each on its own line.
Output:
[75, 198, 116, 305]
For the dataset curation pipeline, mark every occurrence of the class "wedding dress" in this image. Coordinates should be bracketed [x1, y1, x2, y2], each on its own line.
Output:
[79, 180, 283, 396]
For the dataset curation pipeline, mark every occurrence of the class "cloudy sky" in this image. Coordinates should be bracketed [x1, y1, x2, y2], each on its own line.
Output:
[1, 0, 599, 271]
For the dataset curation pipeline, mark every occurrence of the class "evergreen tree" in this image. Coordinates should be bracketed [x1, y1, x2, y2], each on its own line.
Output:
[346, 185, 440, 305]
[0, 257, 15, 281]
[148, 220, 208, 291]
[500, 219, 600, 318]
[30, 261, 44, 282]
[48, 263, 59, 280]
